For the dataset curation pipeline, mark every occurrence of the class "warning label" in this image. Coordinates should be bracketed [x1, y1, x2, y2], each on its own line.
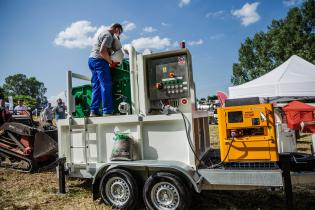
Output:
[244, 111, 254, 118]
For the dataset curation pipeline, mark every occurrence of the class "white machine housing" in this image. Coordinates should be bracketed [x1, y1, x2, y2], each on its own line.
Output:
[58, 47, 209, 178]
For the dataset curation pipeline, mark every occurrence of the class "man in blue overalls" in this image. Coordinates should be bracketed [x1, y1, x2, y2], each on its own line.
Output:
[88, 23, 123, 117]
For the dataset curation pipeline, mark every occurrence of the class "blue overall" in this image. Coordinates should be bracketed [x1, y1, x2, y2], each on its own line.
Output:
[88, 57, 113, 114]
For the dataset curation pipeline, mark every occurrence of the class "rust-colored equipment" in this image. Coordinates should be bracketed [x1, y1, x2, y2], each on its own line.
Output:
[0, 111, 58, 172]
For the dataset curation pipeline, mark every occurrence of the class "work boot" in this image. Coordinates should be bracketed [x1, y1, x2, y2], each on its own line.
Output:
[89, 112, 99, 117]
[102, 113, 112, 117]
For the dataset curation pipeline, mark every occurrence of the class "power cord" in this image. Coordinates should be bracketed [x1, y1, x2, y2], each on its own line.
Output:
[208, 137, 235, 169]
[160, 103, 202, 164]
[178, 110, 202, 164]
[160, 104, 237, 169]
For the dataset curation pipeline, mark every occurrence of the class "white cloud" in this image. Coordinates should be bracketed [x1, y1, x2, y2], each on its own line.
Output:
[188, 39, 204, 46]
[209, 34, 225, 40]
[232, 2, 260, 26]
[161, 22, 170, 27]
[178, 0, 191, 8]
[123, 21, 136, 31]
[54, 20, 97, 48]
[143, 26, 157, 33]
[48, 91, 66, 106]
[283, 0, 303, 6]
[206, 10, 225, 18]
[131, 36, 171, 50]
[54, 21, 135, 48]
[143, 49, 153, 55]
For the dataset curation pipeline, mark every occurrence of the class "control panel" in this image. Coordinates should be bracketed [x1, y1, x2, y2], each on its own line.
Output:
[147, 54, 190, 100]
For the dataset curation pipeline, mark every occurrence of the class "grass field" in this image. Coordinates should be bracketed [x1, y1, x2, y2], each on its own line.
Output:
[1, 125, 315, 210]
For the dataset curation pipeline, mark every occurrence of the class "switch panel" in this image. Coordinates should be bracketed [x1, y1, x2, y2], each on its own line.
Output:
[147, 55, 190, 100]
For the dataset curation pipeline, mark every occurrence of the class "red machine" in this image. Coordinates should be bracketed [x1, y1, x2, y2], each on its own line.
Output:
[0, 110, 58, 172]
[283, 101, 315, 133]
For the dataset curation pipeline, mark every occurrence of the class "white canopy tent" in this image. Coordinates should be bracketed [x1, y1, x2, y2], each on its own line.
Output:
[229, 55, 315, 100]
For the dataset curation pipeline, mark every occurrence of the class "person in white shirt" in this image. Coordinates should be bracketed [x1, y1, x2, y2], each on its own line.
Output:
[41, 103, 53, 124]
[14, 100, 28, 115]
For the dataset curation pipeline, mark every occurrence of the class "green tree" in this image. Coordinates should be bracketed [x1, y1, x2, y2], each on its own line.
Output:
[199, 98, 207, 104]
[0, 86, 4, 99]
[3, 74, 47, 106]
[207, 95, 218, 101]
[14, 95, 37, 109]
[231, 0, 315, 85]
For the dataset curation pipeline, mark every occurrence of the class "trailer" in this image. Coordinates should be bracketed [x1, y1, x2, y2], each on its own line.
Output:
[57, 45, 315, 210]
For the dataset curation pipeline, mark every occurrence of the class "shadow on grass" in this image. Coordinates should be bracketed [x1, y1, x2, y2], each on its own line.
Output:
[296, 138, 312, 143]
[192, 188, 315, 210]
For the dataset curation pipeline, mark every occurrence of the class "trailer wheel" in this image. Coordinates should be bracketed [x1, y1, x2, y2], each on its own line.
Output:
[143, 172, 191, 210]
[99, 168, 139, 210]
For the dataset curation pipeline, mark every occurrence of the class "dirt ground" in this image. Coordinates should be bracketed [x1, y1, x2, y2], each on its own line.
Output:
[1, 125, 315, 210]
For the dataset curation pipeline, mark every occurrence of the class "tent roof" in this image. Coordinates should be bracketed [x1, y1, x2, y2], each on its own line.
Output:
[283, 101, 315, 111]
[229, 55, 315, 99]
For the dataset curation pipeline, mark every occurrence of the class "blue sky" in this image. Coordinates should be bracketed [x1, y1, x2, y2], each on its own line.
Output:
[0, 0, 304, 101]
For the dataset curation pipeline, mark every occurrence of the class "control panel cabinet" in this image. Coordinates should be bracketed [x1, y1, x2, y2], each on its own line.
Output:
[147, 55, 190, 100]
[142, 49, 195, 113]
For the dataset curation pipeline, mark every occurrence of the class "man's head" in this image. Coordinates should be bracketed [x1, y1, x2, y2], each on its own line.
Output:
[110, 23, 123, 37]
[57, 98, 62, 104]
[18, 100, 23, 106]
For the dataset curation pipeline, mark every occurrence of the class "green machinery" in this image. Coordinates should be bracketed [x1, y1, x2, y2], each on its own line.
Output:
[72, 59, 131, 117]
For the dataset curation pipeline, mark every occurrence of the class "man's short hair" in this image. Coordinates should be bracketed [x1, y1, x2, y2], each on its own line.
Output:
[111, 23, 123, 33]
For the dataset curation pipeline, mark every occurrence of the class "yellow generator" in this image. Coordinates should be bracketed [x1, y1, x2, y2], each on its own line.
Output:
[218, 103, 278, 163]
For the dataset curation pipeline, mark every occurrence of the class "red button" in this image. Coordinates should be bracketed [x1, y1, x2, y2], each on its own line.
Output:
[181, 98, 188, 105]
[155, 83, 162, 89]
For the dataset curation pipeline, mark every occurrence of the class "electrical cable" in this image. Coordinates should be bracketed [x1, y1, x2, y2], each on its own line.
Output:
[208, 137, 235, 169]
[178, 110, 202, 164]
[159, 101, 201, 165]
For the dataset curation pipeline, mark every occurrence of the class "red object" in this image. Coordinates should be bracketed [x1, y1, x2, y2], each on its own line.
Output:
[20, 136, 32, 155]
[110, 61, 119, 68]
[155, 83, 162, 89]
[181, 98, 188, 105]
[216, 91, 228, 107]
[282, 101, 315, 133]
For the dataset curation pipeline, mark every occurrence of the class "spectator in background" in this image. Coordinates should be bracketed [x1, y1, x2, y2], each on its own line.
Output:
[14, 100, 27, 112]
[41, 103, 53, 124]
[14, 100, 29, 115]
[53, 98, 66, 120]
[0, 99, 11, 125]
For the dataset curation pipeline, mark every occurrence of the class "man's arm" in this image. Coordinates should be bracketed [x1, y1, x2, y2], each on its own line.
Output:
[99, 46, 112, 64]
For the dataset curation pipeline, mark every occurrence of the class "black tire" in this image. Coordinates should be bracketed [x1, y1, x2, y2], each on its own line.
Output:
[143, 172, 191, 210]
[99, 168, 139, 210]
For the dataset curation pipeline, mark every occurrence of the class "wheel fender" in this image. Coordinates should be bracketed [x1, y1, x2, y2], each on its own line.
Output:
[92, 164, 111, 200]
[92, 164, 127, 199]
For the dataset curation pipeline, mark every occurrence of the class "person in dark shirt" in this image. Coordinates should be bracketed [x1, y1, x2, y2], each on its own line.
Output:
[53, 98, 66, 120]
[0, 99, 11, 125]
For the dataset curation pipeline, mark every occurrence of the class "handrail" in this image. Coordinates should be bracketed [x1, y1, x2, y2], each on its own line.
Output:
[67, 71, 91, 118]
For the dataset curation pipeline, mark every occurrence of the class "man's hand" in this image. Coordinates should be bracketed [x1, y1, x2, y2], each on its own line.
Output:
[110, 61, 120, 68]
